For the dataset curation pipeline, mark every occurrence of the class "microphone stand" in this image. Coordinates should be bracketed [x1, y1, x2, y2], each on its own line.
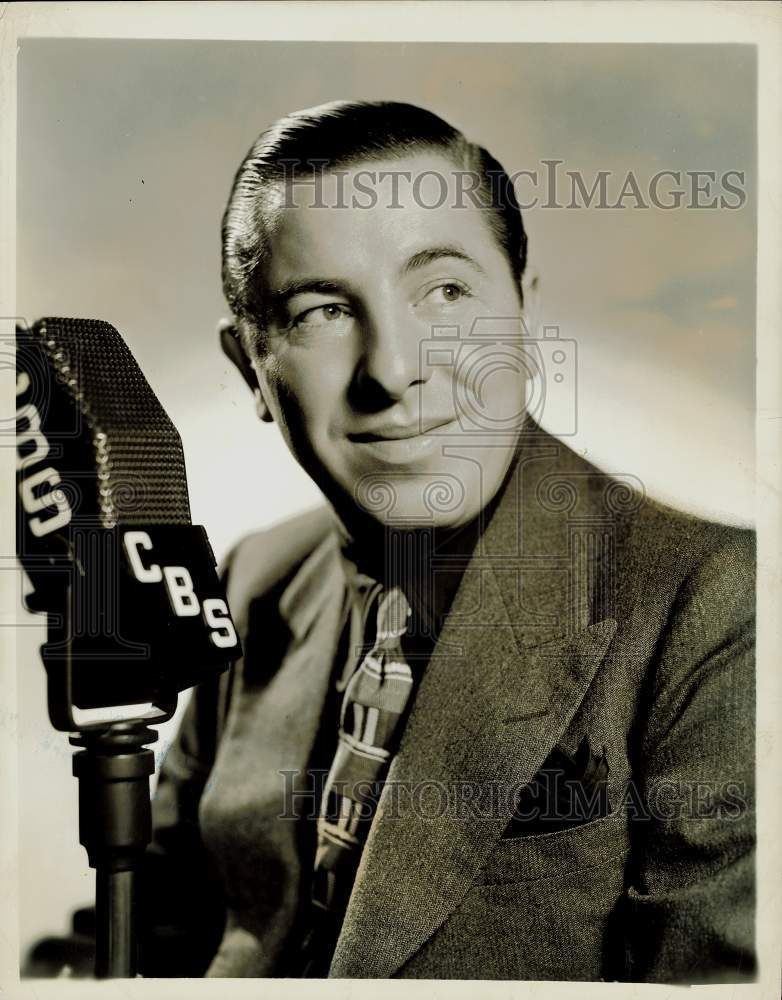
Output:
[69, 720, 158, 978]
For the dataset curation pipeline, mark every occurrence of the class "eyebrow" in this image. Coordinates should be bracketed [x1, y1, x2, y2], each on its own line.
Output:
[401, 245, 487, 277]
[268, 245, 486, 310]
[268, 279, 346, 311]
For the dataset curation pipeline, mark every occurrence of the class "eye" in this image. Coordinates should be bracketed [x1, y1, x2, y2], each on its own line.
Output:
[421, 281, 472, 306]
[292, 303, 353, 329]
[440, 284, 465, 302]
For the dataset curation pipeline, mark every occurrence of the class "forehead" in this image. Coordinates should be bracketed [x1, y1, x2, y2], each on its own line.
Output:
[262, 153, 509, 286]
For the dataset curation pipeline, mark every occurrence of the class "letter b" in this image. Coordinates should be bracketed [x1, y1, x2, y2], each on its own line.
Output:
[163, 565, 200, 617]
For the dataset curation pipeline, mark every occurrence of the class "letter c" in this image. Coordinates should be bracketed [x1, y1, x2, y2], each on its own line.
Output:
[123, 530, 162, 583]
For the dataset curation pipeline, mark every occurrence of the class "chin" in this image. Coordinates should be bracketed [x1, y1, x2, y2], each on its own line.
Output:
[352, 478, 477, 530]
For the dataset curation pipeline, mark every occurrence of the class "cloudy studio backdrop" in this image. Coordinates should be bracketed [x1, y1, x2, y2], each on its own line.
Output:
[15, 39, 756, 958]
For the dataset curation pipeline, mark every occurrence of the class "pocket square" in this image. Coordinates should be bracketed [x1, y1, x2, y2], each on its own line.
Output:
[501, 735, 611, 838]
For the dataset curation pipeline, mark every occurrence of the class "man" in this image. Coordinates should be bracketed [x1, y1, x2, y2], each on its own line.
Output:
[147, 101, 755, 982]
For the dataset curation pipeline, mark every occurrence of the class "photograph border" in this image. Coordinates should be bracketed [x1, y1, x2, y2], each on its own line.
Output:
[1, 3, 779, 998]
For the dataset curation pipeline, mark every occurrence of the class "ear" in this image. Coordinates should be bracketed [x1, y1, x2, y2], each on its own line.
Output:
[218, 318, 274, 423]
[520, 266, 541, 337]
[253, 386, 275, 423]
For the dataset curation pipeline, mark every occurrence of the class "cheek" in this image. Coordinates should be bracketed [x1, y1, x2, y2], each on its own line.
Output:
[452, 347, 527, 421]
[262, 352, 345, 441]
[450, 288, 528, 414]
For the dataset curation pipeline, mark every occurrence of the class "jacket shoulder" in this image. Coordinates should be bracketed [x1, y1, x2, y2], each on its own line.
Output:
[544, 430, 755, 580]
[627, 489, 755, 586]
[220, 505, 335, 632]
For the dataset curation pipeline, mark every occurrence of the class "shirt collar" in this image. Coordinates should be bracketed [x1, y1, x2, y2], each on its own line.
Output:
[334, 450, 520, 666]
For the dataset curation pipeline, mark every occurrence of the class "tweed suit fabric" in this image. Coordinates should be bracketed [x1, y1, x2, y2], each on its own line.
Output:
[148, 420, 756, 983]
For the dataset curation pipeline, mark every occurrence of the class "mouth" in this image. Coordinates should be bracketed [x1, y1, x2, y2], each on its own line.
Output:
[349, 417, 456, 442]
[347, 417, 460, 464]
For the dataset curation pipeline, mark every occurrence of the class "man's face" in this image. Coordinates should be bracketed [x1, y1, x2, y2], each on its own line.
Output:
[250, 153, 528, 530]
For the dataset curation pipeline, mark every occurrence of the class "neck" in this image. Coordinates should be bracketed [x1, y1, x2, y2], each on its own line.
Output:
[333, 455, 518, 660]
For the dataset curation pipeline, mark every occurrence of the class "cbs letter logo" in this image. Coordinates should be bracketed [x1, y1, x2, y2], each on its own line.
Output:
[123, 530, 238, 649]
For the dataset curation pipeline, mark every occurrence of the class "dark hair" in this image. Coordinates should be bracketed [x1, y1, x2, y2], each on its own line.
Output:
[221, 100, 528, 349]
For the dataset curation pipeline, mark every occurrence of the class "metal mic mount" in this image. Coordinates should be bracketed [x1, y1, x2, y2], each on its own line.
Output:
[26, 520, 240, 980]
[70, 722, 158, 978]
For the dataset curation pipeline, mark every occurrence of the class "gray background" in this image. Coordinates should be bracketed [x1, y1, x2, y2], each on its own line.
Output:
[16, 39, 756, 956]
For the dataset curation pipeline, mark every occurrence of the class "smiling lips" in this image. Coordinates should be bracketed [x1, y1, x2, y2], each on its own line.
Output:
[348, 416, 459, 464]
[349, 416, 456, 442]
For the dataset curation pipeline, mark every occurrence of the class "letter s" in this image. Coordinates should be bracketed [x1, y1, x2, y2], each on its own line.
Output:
[203, 597, 238, 648]
[20, 466, 72, 537]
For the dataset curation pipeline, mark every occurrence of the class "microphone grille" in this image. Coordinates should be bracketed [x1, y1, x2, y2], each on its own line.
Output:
[30, 317, 192, 525]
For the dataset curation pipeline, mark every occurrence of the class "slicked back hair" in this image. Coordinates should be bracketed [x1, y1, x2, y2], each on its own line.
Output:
[221, 100, 528, 352]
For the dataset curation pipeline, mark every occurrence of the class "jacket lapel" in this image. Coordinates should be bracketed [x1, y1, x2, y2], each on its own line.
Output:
[214, 528, 347, 831]
[329, 426, 618, 978]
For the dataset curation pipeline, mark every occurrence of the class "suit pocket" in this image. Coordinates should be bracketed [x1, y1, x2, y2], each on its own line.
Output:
[479, 811, 630, 885]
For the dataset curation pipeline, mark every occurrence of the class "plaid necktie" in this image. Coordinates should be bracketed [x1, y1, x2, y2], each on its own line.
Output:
[300, 583, 413, 976]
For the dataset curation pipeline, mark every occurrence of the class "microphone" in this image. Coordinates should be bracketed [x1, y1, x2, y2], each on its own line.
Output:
[16, 316, 241, 730]
[16, 316, 243, 979]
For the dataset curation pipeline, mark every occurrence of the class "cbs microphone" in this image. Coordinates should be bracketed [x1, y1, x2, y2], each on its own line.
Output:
[15, 317, 242, 978]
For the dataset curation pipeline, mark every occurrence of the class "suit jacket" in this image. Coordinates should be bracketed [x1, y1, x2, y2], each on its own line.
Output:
[149, 420, 756, 982]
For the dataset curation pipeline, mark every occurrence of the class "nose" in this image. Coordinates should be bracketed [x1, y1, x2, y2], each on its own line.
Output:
[351, 302, 430, 409]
